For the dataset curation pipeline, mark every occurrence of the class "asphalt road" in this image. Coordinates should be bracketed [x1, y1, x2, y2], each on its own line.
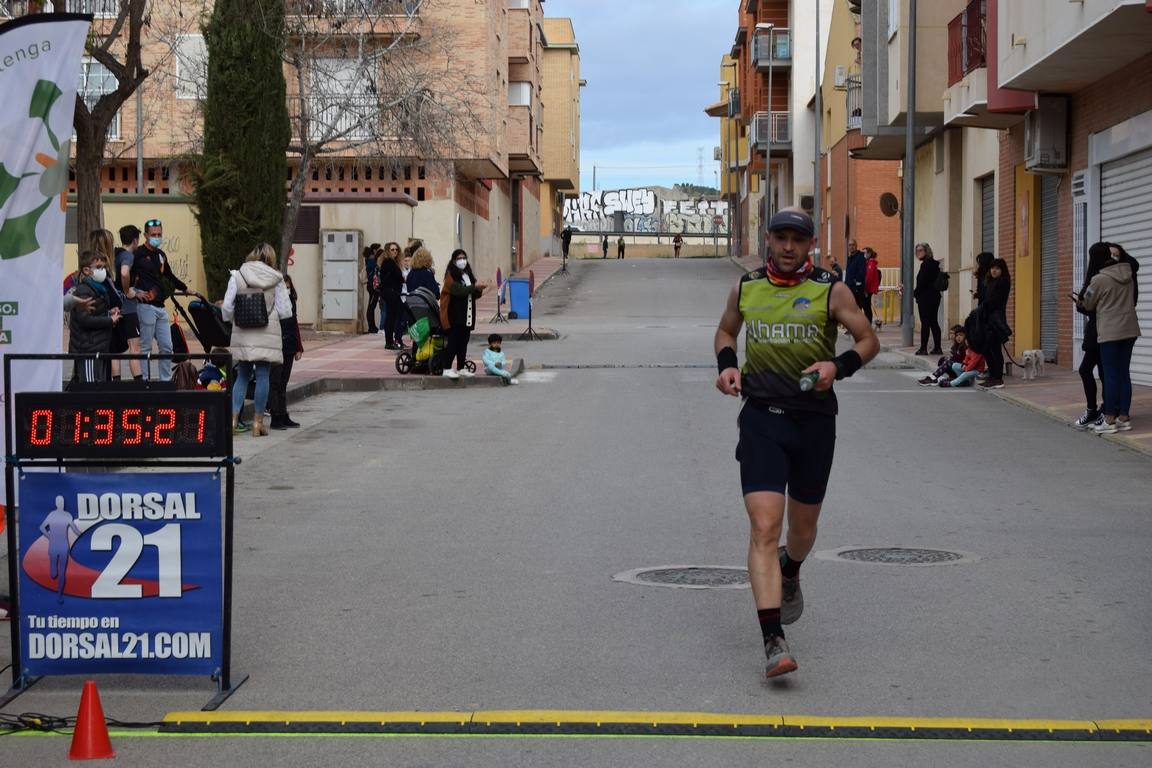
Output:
[4, 258, 1150, 766]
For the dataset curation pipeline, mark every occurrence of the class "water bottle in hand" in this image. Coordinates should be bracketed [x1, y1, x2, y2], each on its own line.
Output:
[799, 371, 820, 392]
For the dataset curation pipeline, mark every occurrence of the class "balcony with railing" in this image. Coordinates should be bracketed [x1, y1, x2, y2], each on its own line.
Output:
[751, 111, 791, 152]
[728, 87, 740, 118]
[753, 28, 792, 71]
[2, 0, 119, 14]
[289, 94, 379, 143]
[284, 0, 422, 38]
[947, 0, 985, 88]
[845, 74, 862, 131]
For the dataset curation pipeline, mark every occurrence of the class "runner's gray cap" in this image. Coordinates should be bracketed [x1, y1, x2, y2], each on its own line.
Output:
[767, 210, 814, 236]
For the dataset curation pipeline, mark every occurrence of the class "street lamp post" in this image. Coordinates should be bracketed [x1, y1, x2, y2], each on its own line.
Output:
[902, 0, 918, 346]
[756, 22, 774, 266]
[813, 0, 822, 265]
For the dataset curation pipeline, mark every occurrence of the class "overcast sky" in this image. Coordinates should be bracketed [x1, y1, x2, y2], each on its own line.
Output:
[544, 0, 732, 192]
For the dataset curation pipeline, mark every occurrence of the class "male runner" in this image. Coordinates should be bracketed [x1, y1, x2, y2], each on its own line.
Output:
[714, 208, 878, 678]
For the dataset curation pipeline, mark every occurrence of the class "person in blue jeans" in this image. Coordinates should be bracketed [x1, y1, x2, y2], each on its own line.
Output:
[128, 219, 187, 381]
[1080, 242, 1141, 434]
[222, 243, 292, 436]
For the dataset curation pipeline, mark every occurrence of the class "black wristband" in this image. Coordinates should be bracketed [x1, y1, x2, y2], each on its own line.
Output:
[717, 347, 738, 374]
[833, 350, 863, 380]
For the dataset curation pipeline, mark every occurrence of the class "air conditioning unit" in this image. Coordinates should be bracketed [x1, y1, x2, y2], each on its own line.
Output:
[1024, 96, 1068, 173]
[833, 65, 847, 89]
[714, 146, 723, 161]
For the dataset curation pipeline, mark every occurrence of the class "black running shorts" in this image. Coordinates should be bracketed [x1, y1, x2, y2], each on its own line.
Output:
[735, 400, 837, 504]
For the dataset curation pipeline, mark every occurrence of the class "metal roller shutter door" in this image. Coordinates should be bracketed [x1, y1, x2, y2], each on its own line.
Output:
[980, 175, 994, 254]
[1039, 175, 1059, 361]
[1101, 147, 1152, 386]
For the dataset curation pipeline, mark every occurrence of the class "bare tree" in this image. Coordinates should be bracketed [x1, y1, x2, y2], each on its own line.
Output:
[274, 0, 488, 266]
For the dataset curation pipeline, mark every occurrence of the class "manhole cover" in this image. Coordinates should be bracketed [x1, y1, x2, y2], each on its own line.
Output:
[829, 547, 971, 565]
[613, 566, 750, 590]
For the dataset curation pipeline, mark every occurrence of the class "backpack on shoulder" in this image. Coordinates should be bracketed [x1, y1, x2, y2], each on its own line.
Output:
[232, 272, 270, 328]
[933, 271, 950, 292]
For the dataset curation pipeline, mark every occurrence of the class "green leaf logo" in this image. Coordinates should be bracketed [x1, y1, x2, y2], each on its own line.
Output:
[29, 79, 63, 151]
[0, 198, 52, 260]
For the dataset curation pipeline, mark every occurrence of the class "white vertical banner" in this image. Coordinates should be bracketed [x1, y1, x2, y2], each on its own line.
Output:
[0, 13, 92, 503]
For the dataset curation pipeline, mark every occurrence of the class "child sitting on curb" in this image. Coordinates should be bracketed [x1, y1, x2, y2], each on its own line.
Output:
[919, 325, 967, 386]
[483, 334, 518, 385]
[939, 346, 986, 388]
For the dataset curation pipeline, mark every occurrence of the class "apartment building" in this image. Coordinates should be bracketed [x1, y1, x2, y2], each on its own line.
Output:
[22, 0, 574, 328]
[994, 0, 1152, 380]
[723, 0, 824, 257]
[817, 0, 901, 272]
[854, 0, 1152, 375]
[855, 0, 1009, 334]
[539, 17, 583, 258]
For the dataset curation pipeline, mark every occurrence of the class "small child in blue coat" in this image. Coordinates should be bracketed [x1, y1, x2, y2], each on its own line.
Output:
[483, 334, 518, 385]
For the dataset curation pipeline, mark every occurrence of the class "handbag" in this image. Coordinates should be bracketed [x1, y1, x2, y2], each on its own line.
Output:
[232, 272, 270, 328]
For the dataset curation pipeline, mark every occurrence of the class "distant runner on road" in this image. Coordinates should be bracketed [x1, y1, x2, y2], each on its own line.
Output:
[713, 208, 879, 679]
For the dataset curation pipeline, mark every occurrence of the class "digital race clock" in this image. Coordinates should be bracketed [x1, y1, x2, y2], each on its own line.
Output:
[14, 391, 232, 459]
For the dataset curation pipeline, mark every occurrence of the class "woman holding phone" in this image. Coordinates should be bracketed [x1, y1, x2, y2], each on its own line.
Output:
[1070, 245, 1114, 429]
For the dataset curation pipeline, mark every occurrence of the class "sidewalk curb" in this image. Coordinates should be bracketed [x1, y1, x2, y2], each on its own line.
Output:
[238, 359, 527, 419]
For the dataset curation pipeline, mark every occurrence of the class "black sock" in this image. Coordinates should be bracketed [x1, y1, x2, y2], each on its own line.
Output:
[133, 374, 144, 380]
[758, 608, 783, 641]
[780, 550, 804, 579]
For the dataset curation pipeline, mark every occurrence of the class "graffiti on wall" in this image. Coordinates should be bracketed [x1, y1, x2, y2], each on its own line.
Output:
[564, 187, 729, 234]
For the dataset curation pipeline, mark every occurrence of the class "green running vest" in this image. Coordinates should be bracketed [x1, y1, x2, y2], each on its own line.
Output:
[738, 269, 839, 414]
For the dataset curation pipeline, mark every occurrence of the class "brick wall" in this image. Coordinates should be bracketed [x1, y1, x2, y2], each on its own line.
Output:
[999, 50, 1152, 368]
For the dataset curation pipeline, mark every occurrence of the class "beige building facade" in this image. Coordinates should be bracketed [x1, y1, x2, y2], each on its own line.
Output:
[539, 17, 582, 257]
[51, 0, 577, 329]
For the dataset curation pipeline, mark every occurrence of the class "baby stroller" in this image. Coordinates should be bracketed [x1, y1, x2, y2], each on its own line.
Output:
[394, 286, 475, 375]
[170, 291, 234, 389]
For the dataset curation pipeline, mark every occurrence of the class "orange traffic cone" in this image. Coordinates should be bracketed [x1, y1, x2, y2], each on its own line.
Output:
[69, 680, 115, 760]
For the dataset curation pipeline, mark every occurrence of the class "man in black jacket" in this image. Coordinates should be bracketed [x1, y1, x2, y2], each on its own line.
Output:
[913, 242, 943, 355]
[128, 218, 187, 381]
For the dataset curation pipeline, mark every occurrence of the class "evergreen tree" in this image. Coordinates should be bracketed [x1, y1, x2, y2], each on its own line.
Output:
[194, 0, 290, 298]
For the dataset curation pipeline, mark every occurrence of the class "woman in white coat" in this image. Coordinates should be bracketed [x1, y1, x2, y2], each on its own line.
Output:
[222, 243, 292, 436]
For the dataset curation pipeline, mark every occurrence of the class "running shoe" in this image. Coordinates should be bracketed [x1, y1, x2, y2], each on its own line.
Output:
[778, 546, 804, 625]
[979, 378, 1005, 390]
[917, 376, 936, 386]
[764, 635, 798, 678]
[459, 369, 476, 378]
[1071, 410, 1102, 430]
[1094, 419, 1118, 434]
[442, 369, 460, 380]
[1116, 419, 1133, 432]
[938, 380, 951, 388]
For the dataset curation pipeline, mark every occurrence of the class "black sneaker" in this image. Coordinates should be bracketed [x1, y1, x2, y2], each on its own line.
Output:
[764, 635, 798, 679]
[979, 378, 1005, 390]
[1071, 409, 1101, 430]
[778, 546, 804, 625]
[917, 376, 936, 387]
[914, 348, 929, 356]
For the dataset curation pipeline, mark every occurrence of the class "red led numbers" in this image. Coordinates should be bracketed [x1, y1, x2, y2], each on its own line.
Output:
[121, 408, 144, 445]
[196, 409, 206, 443]
[73, 411, 83, 444]
[153, 408, 176, 445]
[29, 409, 53, 445]
[93, 409, 115, 445]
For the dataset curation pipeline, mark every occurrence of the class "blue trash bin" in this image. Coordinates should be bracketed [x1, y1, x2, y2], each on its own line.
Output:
[508, 277, 530, 319]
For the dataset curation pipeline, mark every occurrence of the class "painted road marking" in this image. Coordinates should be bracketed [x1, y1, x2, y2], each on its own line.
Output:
[150, 711, 1152, 742]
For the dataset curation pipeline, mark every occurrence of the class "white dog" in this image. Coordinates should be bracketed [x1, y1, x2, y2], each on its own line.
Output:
[1020, 349, 1045, 380]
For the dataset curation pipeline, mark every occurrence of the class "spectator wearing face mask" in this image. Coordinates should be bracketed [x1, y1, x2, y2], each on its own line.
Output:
[128, 218, 187, 381]
[69, 250, 122, 383]
[439, 249, 488, 379]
